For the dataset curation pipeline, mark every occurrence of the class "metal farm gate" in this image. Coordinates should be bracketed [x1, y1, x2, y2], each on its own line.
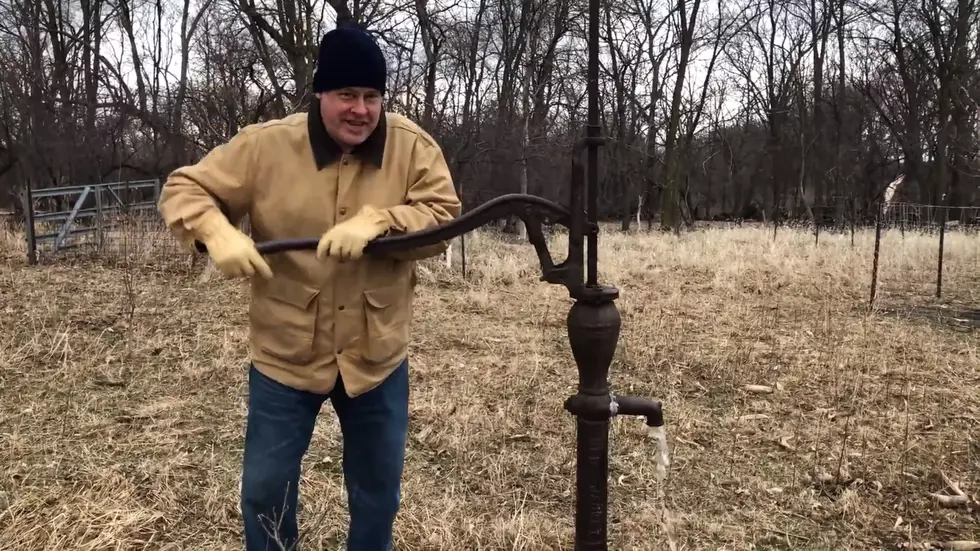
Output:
[21, 179, 160, 264]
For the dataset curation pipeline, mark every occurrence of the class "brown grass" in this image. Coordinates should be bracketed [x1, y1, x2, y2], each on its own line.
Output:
[1, 216, 978, 550]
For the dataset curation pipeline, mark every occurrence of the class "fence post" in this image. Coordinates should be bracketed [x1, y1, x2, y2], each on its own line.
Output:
[96, 185, 105, 251]
[814, 207, 820, 246]
[936, 201, 948, 299]
[460, 232, 467, 279]
[21, 183, 37, 265]
[869, 207, 882, 311]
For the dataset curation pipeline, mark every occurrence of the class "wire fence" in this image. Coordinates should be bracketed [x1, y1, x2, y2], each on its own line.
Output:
[0, 211, 194, 272]
[5, 198, 978, 305]
[860, 203, 979, 306]
[739, 201, 979, 304]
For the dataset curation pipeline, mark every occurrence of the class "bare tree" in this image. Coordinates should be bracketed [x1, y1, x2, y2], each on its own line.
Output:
[0, 0, 977, 221]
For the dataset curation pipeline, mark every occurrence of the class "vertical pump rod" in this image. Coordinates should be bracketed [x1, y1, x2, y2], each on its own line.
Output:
[586, 0, 600, 286]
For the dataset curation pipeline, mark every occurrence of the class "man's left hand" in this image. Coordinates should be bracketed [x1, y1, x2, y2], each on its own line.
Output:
[316, 205, 391, 261]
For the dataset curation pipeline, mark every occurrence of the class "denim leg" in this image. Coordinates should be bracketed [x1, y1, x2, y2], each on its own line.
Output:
[241, 364, 326, 551]
[330, 359, 410, 551]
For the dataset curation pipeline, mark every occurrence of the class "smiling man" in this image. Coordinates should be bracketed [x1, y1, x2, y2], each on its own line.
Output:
[157, 23, 461, 551]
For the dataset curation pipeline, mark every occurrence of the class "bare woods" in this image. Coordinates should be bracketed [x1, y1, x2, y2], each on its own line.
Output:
[0, 0, 977, 232]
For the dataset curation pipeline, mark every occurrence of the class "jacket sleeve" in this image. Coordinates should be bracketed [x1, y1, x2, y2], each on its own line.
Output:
[157, 128, 259, 251]
[380, 134, 462, 261]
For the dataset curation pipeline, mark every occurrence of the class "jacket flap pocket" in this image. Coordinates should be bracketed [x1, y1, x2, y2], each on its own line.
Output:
[266, 277, 320, 308]
[363, 285, 399, 309]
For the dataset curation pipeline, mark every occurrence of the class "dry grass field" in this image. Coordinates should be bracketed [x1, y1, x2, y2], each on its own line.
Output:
[0, 216, 978, 551]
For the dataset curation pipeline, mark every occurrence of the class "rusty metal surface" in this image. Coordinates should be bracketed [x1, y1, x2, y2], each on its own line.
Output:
[563, 289, 665, 551]
[555, 0, 668, 545]
[213, 192, 593, 297]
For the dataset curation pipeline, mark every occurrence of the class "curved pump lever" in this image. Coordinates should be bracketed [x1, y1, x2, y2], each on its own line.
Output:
[194, 193, 594, 297]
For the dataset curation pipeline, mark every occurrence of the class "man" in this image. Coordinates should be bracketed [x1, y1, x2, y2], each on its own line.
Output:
[157, 23, 461, 551]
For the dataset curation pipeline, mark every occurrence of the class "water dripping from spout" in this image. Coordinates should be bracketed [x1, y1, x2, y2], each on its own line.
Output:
[647, 423, 677, 551]
[648, 424, 670, 483]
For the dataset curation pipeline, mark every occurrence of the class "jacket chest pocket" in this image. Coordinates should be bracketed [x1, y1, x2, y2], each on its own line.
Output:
[362, 284, 410, 365]
[251, 278, 320, 365]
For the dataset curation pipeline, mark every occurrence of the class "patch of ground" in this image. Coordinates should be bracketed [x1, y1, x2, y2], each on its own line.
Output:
[879, 302, 980, 332]
[1, 221, 978, 550]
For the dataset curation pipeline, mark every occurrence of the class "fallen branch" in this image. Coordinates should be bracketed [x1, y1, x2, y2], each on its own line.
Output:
[928, 471, 973, 508]
[939, 541, 980, 551]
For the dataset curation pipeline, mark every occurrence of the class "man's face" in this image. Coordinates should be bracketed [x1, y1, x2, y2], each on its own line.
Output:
[316, 87, 383, 151]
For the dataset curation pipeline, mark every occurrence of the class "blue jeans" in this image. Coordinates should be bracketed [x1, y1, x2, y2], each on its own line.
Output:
[240, 359, 409, 551]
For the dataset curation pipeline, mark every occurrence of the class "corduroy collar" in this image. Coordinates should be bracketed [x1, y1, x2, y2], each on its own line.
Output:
[307, 101, 386, 169]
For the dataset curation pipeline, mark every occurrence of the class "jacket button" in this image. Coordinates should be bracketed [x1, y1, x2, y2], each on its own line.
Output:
[339, 207, 347, 215]
[338, 305, 345, 311]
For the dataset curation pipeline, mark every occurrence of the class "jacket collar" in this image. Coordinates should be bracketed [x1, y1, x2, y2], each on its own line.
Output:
[307, 101, 386, 170]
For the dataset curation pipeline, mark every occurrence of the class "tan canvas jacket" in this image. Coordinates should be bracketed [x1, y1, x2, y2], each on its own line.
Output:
[158, 104, 461, 397]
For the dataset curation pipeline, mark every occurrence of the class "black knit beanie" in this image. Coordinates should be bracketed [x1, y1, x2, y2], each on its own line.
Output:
[312, 24, 387, 94]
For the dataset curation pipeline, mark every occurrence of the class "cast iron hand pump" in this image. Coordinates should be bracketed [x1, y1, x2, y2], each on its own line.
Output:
[197, 0, 664, 546]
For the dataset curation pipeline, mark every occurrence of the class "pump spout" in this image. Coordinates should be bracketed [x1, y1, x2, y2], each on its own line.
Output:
[612, 395, 664, 427]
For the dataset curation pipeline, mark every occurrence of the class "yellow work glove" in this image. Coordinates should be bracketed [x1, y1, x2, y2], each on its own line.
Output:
[316, 205, 391, 261]
[196, 213, 274, 279]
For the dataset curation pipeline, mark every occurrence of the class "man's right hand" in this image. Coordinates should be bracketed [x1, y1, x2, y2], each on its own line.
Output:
[197, 215, 274, 280]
